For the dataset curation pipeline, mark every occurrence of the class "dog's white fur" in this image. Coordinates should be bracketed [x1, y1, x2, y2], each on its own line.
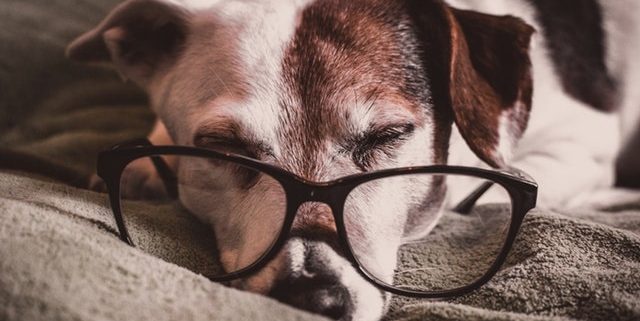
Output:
[68, 1, 639, 320]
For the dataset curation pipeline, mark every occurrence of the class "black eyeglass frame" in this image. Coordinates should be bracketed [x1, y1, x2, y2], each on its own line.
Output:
[97, 138, 537, 299]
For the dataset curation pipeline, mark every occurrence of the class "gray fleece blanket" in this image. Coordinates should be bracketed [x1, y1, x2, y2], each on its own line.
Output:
[1, 0, 639, 321]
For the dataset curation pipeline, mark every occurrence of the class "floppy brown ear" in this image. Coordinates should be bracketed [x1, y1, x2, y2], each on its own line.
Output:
[66, 0, 190, 87]
[409, 1, 534, 168]
[445, 7, 535, 168]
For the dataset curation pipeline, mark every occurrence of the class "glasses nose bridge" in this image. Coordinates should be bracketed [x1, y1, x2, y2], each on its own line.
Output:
[287, 185, 344, 249]
[294, 182, 342, 204]
[289, 183, 346, 220]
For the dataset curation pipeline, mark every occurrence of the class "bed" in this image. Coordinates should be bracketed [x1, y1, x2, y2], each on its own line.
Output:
[1, 1, 639, 320]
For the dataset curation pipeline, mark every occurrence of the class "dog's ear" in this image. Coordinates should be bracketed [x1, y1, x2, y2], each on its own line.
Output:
[66, 0, 190, 87]
[411, 1, 535, 168]
[446, 8, 534, 168]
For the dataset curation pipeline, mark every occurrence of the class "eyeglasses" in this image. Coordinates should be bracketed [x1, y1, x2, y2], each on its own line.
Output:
[97, 138, 537, 298]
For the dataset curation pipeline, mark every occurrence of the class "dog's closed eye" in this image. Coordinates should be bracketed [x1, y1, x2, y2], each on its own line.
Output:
[194, 134, 251, 156]
[193, 133, 264, 188]
[351, 123, 415, 170]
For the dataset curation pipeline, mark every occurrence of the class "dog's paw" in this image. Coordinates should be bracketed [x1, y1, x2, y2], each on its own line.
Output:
[88, 157, 169, 200]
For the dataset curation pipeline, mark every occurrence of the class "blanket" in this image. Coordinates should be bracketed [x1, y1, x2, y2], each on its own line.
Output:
[1, 170, 639, 321]
[1, 0, 639, 320]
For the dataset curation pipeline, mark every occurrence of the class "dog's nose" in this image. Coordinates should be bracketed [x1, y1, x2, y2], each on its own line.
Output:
[270, 269, 352, 320]
[269, 237, 353, 320]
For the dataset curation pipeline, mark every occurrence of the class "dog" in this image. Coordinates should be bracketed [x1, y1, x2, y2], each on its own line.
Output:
[67, 0, 637, 320]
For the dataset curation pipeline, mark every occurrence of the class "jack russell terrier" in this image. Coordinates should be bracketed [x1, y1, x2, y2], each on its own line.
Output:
[67, 0, 637, 320]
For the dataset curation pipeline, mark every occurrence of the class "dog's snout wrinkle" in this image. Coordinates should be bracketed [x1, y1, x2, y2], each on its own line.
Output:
[290, 202, 344, 252]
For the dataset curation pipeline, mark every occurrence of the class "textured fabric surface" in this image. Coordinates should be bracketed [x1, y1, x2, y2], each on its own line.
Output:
[1, 0, 640, 321]
[386, 206, 640, 321]
[1, 172, 639, 321]
[0, 172, 328, 321]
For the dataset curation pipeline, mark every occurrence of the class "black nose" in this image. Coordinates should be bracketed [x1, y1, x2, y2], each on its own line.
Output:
[271, 233, 354, 320]
[271, 272, 352, 320]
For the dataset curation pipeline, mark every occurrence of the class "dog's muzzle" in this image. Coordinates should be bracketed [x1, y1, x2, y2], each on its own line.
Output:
[271, 269, 352, 319]
[269, 237, 355, 320]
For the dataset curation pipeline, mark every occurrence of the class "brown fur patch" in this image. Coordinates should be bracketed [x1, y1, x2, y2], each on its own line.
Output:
[290, 202, 342, 252]
[280, 0, 433, 178]
[278, 0, 534, 235]
[279, 0, 444, 237]
[448, 8, 534, 168]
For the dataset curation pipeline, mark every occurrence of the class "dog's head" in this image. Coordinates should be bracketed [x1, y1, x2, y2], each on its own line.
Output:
[68, 0, 533, 320]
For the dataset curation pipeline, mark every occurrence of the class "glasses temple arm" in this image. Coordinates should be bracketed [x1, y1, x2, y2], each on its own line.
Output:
[452, 181, 494, 214]
[452, 166, 536, 215]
